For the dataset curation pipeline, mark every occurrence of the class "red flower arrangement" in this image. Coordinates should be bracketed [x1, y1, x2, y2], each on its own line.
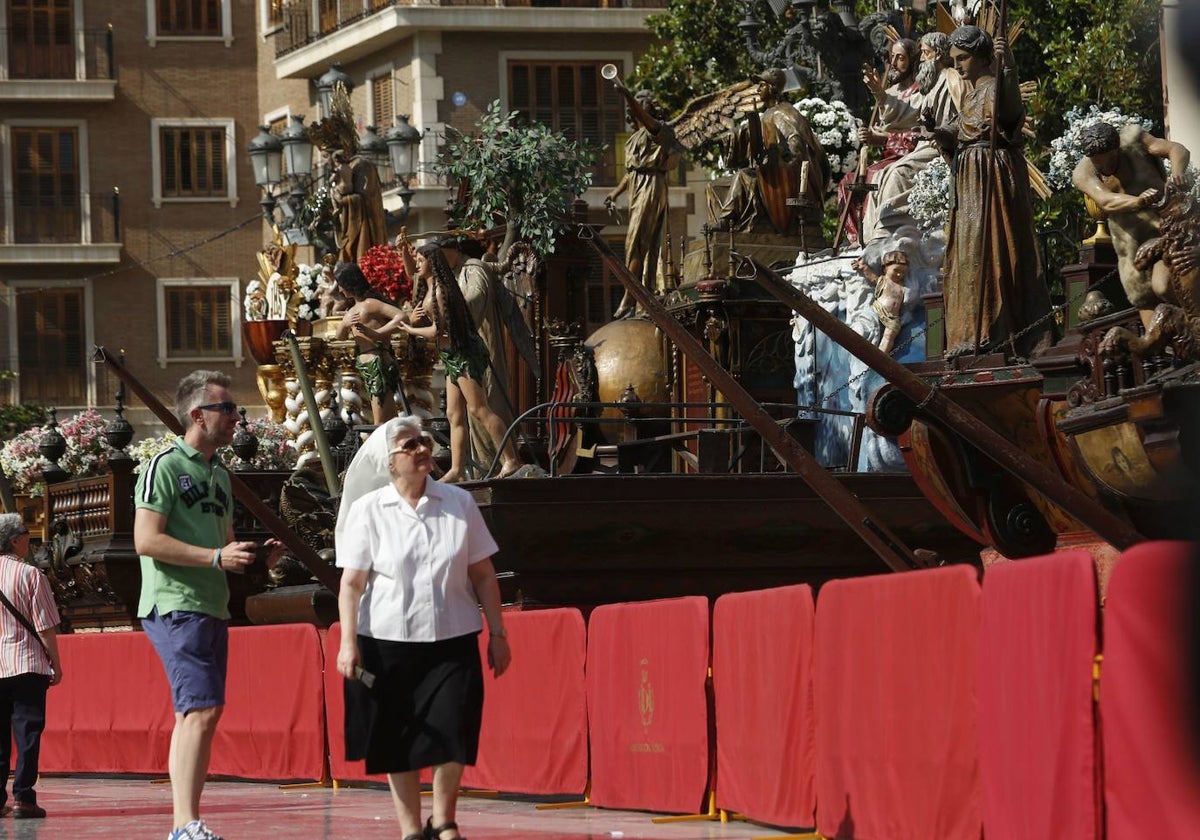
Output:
[358, 244, 413, 305]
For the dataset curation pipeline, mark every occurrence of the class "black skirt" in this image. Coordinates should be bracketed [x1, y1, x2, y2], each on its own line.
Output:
[344, 632, 484, 775]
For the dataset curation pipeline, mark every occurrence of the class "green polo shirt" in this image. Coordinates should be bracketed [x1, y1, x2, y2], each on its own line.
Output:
[135, 438, 233, 620]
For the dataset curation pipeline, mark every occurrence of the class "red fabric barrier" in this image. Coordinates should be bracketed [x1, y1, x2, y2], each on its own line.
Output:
[43, 624, 326, 780]
[1102, 541, 1200, 840]
[815, 566, 981, 840]
[586, 596, 710, 814]
[978, 551, 1099, 840]
[713, 584, 815, 827]
[43, 631, 174, 773]
[461, 609, 588, 794]
[210, 624, 326, 780]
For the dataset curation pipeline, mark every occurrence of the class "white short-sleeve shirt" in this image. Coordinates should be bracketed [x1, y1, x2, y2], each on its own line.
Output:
[336, 477, 499, 642]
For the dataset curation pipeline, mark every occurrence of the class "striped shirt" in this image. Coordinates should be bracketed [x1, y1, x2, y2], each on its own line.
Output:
[0, 554, 60, 678]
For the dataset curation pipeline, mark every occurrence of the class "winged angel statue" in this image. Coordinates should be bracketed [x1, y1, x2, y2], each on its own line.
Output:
[603, 66, 827, 318]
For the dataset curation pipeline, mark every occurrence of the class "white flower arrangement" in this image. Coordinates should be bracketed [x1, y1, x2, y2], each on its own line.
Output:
[795, 97, 861, 184]
[131, 417, 297, 474]
[908, 155, 951, 232]
[0, 409, 110, 496]
[1046, 105, 1155, 190]
[294, 264, 325, 322]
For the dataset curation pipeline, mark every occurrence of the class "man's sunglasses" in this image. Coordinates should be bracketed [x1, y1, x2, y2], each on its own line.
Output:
[197, 401, 238, 415]
[390, 433, 434, 454]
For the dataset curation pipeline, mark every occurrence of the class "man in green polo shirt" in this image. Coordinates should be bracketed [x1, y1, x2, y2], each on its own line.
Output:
[134, 370, 258, 840]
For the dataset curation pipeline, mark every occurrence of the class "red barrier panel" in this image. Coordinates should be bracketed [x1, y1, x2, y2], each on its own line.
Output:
[713, 584, 815, 827]
[461, 609, 588, 794]
[586, 596, 710, 814]
[210, 624, 326, 780]
[978, 551, 1099, 840]
[43, 624, 326, 780]
[43, 631, 173, 773]
[1102, 541, 1200, 840]
[815, 566, 981, 840]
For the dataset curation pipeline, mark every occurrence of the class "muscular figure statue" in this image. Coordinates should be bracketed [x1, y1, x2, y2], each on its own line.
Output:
[1071, 121, 1191, 329]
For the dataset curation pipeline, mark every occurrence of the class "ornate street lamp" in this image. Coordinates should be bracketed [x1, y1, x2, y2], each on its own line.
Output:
[315, 63, 354, 116]
[247, 125, 284, 220]
[358, 124, 390, 179]
[385, 114, 422, 220]
[248, 125, 283, 188]
[281, 113, 314, 179]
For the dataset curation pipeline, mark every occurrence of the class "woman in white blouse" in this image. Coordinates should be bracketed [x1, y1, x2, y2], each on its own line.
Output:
[335, 416, 511, 840]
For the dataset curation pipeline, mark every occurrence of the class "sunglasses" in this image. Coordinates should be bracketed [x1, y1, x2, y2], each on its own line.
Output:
[197, 401, 238, 415]
[390, 433, 434, 455]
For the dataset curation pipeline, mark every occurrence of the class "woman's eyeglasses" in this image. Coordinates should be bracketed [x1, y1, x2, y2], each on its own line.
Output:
[389, 433, 434, 455]
[197, 401, 238, 415]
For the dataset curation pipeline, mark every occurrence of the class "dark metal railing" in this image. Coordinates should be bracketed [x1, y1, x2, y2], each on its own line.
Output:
[2, 28, 114, 81]
[277, 0, 666, 57]
[0, 189, 121, 246]
[484, 399, 865, 479]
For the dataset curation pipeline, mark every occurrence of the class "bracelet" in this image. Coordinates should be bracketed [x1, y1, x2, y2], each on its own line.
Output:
[211, 548, 222, 569]
[490, 627, 507, 639]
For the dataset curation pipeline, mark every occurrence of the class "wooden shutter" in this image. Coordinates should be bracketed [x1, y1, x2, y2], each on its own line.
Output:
[16, 287, 86, 405]
[160, 126, 227, 198]
[157, 0, 221, 36]
[166, 286, 232, 357]
[371, 74, 394, 131]
[12, 127, 80, 244]
[507, 60, 622, 185]
[8, 0, 75, 79]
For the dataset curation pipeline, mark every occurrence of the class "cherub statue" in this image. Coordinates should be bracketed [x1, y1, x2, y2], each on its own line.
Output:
[853, 249, 910, 354]
[244, 279, 268, 322]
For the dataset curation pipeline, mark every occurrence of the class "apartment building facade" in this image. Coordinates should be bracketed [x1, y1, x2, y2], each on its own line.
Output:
[0, 0, 684, 423]
[0, 0, 266, 422]
[257, 0, 690, 338]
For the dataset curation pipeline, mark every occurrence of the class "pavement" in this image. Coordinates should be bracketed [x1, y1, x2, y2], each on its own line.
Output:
[2, 777, 802, 840]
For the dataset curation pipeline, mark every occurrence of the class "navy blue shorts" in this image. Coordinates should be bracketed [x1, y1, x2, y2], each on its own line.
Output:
[143, 608, 229, 714]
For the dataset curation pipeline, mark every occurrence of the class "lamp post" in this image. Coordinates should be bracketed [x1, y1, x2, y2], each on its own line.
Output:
[247, 125, 283, 220]
[385, 114, 422, 221]
[315, 62, 354, 116]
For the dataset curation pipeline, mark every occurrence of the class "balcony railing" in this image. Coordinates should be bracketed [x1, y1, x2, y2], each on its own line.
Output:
[1, 190, 121, 246]
[2, 28, 114, 81]
[277, 0, 667, 57]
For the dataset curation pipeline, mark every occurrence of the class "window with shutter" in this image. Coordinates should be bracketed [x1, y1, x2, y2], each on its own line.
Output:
[9, 0, 75, 79]
[11, 127, 80, 244]
[157, 0, 222, 36]
[159, 126, 227, 199]
[16, 287, 86, 405]
[165, 286, 232, 357]
[508, 60, 623, 186]
[371, 74, 394, 131]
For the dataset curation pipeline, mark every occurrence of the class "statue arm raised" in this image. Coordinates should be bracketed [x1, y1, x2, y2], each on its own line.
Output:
[1143, 132, 1191, 189]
